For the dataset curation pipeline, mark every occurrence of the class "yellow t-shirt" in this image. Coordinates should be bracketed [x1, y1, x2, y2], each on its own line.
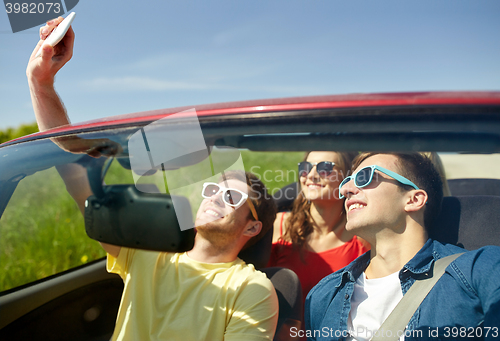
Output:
[107, 248, 279, 341]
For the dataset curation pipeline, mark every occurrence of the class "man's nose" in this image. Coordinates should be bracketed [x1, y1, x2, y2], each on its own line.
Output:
[209, 191, 225, 207]
[340, 178, 358, 198]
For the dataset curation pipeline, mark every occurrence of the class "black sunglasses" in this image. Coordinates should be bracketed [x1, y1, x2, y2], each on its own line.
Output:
[298, 161, 336, 178]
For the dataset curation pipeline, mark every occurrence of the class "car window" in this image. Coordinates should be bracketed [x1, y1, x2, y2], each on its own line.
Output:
[439, 153, 500, 179]
[241, 150, 304, 193]
[0, 167, 105, 293]
[0, 138, 304, 293]
[106, 151, 500, 188]
[1, 121, 500, 295]
[105, 150, 304, 194]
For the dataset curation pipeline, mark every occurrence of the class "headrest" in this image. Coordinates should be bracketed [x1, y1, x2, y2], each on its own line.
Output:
[260, 267, 303, 331]
[273, 182, 299, 212]
[237, 226, 273, 269]
[430, 195, 500, 250]
[448, 178, 500, 196]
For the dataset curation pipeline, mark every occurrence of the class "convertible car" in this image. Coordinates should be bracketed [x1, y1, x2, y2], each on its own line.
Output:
[0, 92, 499, 340]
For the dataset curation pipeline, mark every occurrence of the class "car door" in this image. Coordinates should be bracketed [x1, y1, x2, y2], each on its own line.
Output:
[0, 137, 123, 341]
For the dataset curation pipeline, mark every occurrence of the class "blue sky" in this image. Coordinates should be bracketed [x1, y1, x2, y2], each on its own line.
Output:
[1, 0, 499, 129]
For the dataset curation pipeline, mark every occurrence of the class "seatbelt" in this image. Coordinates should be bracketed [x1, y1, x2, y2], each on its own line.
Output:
[371, 252, 465, 341]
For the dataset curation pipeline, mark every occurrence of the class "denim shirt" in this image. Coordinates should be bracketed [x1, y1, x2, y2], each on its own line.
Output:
[304, 239, 500, 341]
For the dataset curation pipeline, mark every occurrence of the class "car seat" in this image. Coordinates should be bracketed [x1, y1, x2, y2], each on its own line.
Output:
[261, 267, 302, 341]
[274, 182, 500, 250]
[238, 228, 303, 341]
[429, 195, 500, 249]
[448, 178, 500, 196]
[273, 182, 299, 212]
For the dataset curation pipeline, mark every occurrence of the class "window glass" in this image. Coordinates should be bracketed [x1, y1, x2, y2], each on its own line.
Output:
[440, 153, 500, 179]
[241, 150, 304, 194]
[0, 167, 105, 293]
[3, 140, 499, 294]
[105, 151, 305, 196]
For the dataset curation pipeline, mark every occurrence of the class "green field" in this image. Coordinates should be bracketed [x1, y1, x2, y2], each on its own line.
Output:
[0, 150, 304, 292]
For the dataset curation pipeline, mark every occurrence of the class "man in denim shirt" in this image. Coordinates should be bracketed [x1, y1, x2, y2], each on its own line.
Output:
[305, 152, 500, 340]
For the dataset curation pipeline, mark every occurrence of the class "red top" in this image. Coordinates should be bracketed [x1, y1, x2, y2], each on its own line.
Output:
[267, 212, 370, 303]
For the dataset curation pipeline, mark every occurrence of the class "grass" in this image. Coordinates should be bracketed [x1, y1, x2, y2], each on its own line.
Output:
[241, 150, 304, 194]
[0, 150, 304, 293]
[0, 168, 105, 292]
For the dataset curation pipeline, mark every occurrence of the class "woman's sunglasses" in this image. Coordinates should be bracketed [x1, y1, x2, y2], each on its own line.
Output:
[339, 165, 419, 199]
[298, 161, 336, 178]
[201, 182, 258, 220]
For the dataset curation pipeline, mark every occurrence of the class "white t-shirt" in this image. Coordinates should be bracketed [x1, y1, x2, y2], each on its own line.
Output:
[347, 271, 404, 341]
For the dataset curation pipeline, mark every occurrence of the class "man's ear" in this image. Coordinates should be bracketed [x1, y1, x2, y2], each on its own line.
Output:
[243, 220, 262, 238]
[404, 189, 428, 213]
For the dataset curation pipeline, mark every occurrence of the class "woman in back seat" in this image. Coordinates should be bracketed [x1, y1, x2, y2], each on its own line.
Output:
[268, 151, 370, 304]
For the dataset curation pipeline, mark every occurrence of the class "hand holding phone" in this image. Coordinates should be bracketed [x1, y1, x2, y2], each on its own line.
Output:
[35, 12, 76, 58]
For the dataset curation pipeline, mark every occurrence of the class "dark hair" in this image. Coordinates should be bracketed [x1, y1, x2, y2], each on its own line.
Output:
[220, 170, 277, 249]
[283, 151, 358, 251]
[351, 152, 444, 230]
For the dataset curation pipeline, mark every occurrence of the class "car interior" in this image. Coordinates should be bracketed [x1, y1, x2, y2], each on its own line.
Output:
[2, 161, 499, 340]
[274, 182, 500, 249]
[2, 175, 499, 340]
[0, 102, 499, 340]
[447, 178, 500, 196]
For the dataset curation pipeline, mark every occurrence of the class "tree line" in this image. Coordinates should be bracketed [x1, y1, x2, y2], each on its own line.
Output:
[0, 122, 39, 144]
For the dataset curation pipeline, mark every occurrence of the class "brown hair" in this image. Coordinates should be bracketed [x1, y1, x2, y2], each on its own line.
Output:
[421, 152, 451, 197]
[351, 152, 443, 230]
[220, 170, 277, 249]
[283, 151, 358, 251]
